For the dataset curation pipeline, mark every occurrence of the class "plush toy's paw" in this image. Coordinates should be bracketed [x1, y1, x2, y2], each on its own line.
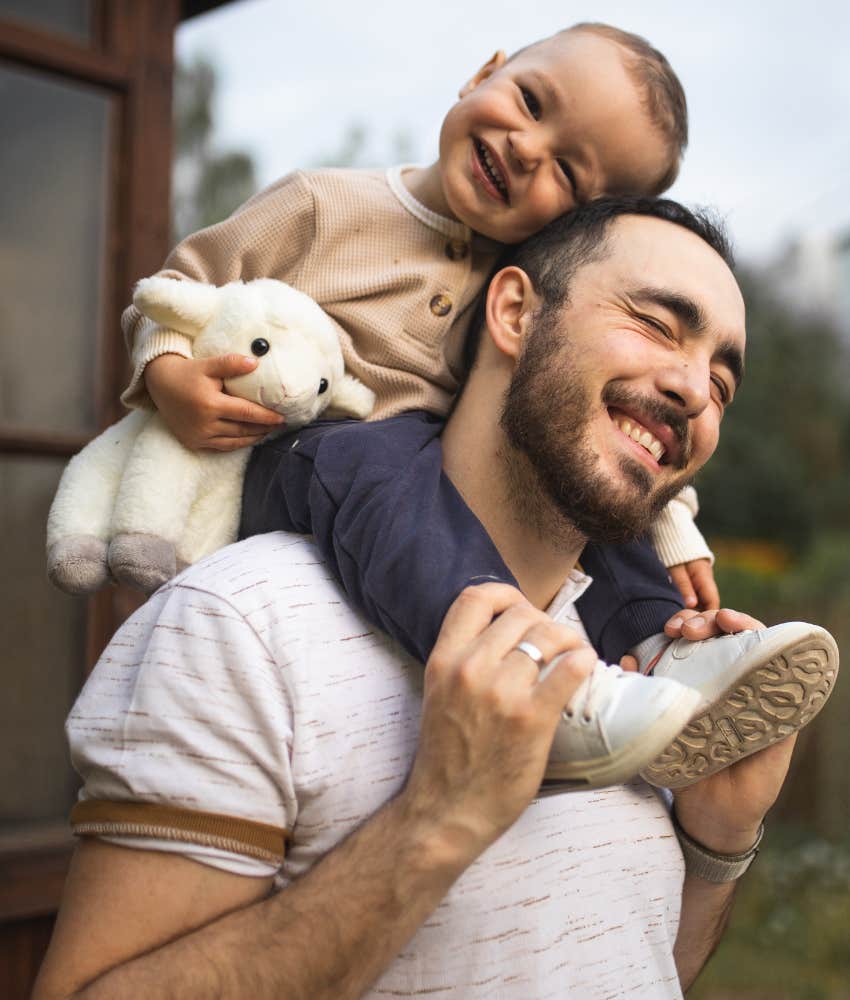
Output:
[108, 533, 177, 594]
[47, 536, 111, 595]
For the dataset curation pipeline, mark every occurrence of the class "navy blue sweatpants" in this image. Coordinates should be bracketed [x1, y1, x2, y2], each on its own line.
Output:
[239, 411, 684, 663]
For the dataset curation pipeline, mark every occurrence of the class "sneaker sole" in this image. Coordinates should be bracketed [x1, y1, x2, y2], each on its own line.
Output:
[540, 685, 703, 792]
[640, 626, 840, 790]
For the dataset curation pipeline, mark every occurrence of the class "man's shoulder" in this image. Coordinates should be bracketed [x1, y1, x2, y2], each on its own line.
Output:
[167, 532, 338, 611]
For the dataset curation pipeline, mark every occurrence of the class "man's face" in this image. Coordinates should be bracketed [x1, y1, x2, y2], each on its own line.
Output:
[501, 215, 746, 543]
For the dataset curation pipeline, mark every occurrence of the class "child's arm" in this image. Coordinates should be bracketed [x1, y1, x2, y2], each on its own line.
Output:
[650, 487, 720, 611]
[144, 353, 285, 452]
[121, 172, 319, 447]
[240, 413, 518, 663]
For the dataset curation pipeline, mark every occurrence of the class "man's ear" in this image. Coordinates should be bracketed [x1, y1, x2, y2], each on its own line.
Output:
[459, 51, 507, 98]
[484, 266, 539, 362]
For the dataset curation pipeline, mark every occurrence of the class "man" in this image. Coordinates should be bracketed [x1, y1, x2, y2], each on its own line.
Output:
[36, 198, 794, 999]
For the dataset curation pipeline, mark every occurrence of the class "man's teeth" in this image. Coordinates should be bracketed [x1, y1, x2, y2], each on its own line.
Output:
[476, 140, 507, 197]
[615, 417, 665, 462]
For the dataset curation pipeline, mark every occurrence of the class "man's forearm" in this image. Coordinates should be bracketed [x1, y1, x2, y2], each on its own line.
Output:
[673, 875, 736, 991]
[75, 794, 469, 1000]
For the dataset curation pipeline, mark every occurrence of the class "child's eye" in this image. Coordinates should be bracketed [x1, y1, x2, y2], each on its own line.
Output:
[556, 158, 577, 195]
[520, 87, 541, 120]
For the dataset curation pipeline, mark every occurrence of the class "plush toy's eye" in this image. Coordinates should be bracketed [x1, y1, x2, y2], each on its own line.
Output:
[251, 338, 270, 357]
[318, 378, 329, 395]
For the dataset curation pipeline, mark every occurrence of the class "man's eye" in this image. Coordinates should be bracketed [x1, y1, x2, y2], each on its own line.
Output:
[642, 316, 671, 339]
[520, 87, 541, 120]
[711, 375, 730, 404]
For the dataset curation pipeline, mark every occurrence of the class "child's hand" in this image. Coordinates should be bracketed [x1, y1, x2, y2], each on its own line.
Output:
[144, 353, 286, 451]
[668, 557, 720, 612]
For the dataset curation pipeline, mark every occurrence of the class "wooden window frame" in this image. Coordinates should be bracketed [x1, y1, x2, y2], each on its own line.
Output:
[0, 0, 181, 924]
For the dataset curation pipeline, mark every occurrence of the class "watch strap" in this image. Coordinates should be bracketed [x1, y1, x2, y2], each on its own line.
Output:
[672, 811, 764, 883]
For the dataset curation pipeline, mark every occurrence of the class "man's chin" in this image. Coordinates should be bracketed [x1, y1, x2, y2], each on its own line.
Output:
[558, 464, 691, 545]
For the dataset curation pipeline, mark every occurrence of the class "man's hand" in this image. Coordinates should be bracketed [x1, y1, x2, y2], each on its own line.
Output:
[666, 607, 797, 988]
[664, 607, 796, 851]
[404, 583, 597, 859]
[668, 557, 720, 611]
[144, 353, 286, 451]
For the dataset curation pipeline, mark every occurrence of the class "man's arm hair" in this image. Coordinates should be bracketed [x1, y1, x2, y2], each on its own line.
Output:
[673, 876, 736, 990]
[34, 794, 467, 1000]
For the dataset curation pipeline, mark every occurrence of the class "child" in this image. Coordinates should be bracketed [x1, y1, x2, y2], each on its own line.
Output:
[122, 24, 725, 785]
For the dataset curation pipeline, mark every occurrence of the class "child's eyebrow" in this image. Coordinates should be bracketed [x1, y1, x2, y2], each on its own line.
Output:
[525, 70, 560, 109]
[628, 286, 744, 388]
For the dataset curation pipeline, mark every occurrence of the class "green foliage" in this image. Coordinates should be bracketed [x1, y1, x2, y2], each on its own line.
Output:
[690, 829, 850, 999]
[171, 55, 257, 242]
[696, 268, 850, 551]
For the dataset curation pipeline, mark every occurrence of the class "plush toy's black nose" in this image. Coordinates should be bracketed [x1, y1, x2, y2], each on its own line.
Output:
[251, 338, 270, 356]
[318, 378, 329, 395]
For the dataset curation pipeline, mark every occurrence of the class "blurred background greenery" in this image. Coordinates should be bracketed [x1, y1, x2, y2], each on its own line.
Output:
[174, 52, 850, 999]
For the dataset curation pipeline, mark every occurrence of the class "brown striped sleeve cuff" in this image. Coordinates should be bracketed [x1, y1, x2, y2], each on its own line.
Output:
[70, 800, 288, 866]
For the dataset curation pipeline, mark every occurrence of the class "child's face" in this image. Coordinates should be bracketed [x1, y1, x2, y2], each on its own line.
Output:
[437, 31, 672, 243]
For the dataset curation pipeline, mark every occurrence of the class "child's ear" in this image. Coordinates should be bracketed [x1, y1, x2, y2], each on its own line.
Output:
[459, 50, 507, 98]
[484, 266, 539, 362]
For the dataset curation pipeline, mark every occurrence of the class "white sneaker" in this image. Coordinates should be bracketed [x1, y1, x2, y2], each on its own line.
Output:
[540, 661, 703, 790]
[640, 622, 840, 789]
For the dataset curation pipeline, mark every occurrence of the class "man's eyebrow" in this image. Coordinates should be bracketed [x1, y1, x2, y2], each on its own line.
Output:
[629, 286, 744, 389]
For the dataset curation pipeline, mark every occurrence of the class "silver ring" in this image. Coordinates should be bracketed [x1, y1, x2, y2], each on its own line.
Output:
[514, 640, 546, 668]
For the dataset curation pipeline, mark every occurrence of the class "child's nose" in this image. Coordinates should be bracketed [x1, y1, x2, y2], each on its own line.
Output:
[507, 130, 543, 172]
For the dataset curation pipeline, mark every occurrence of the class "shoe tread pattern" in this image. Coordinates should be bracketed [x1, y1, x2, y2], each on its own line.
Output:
[641, 636, 838, 789]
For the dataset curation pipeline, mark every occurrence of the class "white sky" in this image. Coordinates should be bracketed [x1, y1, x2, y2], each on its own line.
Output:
[177, 0, 850, 265]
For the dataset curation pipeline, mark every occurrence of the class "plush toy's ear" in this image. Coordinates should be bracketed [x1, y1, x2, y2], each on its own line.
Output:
[133, 277, 221, 337]
[323, 375, 375, 421]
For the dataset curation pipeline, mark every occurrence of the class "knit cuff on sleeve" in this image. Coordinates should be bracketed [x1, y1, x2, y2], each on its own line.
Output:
[651, 494, 714, 568]
[120, 328, 194, 411]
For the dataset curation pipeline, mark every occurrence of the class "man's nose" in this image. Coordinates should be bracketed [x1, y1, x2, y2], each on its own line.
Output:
[656, 359, 710, 418]
[507, 130, 543, 172]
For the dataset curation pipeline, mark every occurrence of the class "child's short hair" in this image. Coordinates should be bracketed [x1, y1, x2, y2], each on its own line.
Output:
[514, 23, 688, 195]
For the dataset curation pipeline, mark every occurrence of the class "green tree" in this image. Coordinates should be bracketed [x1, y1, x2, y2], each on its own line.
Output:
[171, 55, 257, 242]
[695, 267, 850, 551]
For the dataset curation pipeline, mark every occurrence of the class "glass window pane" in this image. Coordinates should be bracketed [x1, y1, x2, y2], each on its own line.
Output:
[0, 61, 110, 436]
[0, 457, 85, 830]
[0, 0, 93, 44]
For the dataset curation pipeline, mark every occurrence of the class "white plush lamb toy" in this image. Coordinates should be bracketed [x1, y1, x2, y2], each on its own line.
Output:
[47, 277, 375, 595]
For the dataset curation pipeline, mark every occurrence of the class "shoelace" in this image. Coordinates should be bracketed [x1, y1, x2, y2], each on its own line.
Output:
[564, 661, 623, 723]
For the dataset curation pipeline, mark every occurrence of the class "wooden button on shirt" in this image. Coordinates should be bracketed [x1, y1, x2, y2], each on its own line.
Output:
[445, 239, 469, 261]
[429, 293, 452, 316]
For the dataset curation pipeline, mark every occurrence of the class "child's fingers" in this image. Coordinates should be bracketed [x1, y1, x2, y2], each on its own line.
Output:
[204, 434, 271, 452]
[201, 353, 260, 379]
[688, 559, 720, 611]
[216, 396, 287, 427]
[668, 564, 698, 608]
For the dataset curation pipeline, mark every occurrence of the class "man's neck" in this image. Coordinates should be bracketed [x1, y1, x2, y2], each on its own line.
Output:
[442, 386, 586, 612]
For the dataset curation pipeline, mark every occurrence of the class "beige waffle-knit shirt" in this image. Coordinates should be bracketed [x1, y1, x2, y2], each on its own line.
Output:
[121, 166, 710, 568]
[122, 166, 502, 421]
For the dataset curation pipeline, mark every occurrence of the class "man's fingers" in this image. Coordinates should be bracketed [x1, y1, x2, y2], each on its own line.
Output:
[714, 607, 765, 632]
[430, 584, 531, 658]
[535, 645, 597, 712]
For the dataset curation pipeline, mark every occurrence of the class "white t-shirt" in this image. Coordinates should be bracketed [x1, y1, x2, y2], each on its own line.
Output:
[67, 532, 685, 999]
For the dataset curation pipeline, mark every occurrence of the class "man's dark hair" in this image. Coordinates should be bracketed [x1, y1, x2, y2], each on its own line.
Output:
[463, 196, 734, 374]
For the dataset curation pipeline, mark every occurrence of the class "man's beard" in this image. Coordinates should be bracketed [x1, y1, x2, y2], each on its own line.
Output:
[500, 309, 694, 546]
